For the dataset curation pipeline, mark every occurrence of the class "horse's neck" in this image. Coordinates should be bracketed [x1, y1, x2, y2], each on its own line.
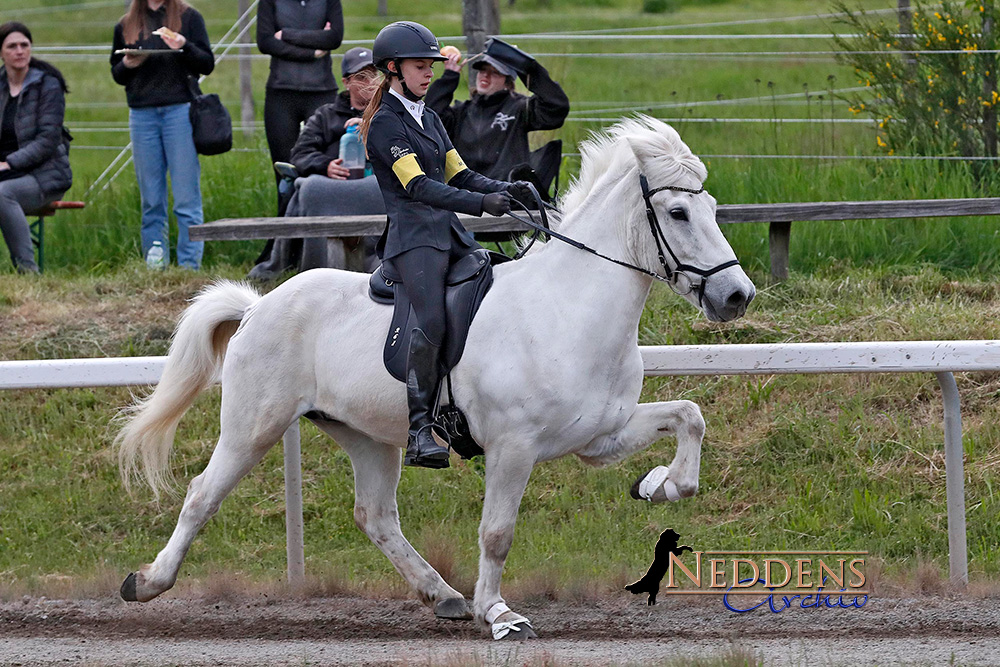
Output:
[537, 178, 653, 343]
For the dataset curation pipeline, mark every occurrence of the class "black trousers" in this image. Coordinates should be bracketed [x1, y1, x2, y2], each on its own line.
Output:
[258, 87, 339, 263]
[392, 244, 470, 347]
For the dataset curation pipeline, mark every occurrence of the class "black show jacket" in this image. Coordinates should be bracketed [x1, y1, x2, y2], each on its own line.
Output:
[367, 92, 508, 260]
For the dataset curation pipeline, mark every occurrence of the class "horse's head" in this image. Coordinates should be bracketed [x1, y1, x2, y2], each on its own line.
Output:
[621, 117, 755, 322]
[562, 117, 755, 322]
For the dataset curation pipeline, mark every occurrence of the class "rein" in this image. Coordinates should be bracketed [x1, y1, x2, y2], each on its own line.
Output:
[506, 178, 741, 302]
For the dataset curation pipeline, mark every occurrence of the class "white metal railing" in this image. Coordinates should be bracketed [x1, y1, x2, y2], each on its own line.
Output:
[3, 340, 994, 586]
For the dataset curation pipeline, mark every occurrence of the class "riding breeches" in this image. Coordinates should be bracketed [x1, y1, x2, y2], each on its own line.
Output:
[392, 244, 470, 347]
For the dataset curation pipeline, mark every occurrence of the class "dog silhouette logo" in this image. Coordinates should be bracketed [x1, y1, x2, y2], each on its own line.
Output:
[625, 528, 693, 605]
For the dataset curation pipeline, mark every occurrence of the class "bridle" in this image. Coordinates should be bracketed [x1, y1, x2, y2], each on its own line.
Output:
[506, 177, 741, 305]
[638, 175, 740, 305]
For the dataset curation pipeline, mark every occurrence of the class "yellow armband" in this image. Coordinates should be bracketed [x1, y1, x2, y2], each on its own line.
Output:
[445, 149, 468, 182]
[392, 153, 424, 189]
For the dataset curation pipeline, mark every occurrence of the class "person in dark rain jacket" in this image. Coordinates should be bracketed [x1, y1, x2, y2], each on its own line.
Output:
[0, 22, 71, 274]
[359, 21, 534, 470]
[111, 0, 215, 270]
[425, 47, 569, 183]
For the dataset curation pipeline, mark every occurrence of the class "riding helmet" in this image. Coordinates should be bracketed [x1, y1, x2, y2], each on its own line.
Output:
[373, 21, 446, 76]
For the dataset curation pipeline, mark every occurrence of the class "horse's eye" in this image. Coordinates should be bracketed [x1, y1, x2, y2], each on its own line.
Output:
[669, 207, 689, 221]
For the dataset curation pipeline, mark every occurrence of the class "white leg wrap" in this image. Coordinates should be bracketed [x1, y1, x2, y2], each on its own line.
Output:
[486, 601, 532, 640]
[638, 465, 681, 503]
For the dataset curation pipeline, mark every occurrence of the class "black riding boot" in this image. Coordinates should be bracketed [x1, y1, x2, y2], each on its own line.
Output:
[404, 328, 450, 469]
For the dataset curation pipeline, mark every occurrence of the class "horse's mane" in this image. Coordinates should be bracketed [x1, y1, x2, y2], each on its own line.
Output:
[560, 115, 707, 221]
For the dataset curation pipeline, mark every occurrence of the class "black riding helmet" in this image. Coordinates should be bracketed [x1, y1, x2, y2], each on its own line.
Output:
[373, 21, 446, 101]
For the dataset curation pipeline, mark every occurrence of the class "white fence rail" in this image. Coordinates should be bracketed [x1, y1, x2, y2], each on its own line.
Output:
[3, 340, 994, 586]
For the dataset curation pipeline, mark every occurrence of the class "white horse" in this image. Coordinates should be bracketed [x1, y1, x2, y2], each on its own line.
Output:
[115, 116, 755, 640]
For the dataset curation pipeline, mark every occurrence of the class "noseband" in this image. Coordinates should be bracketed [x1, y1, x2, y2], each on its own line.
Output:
[638, 175, 740, 305]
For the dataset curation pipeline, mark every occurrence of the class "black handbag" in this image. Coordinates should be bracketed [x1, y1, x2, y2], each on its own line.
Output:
[188, 77, 232, 156]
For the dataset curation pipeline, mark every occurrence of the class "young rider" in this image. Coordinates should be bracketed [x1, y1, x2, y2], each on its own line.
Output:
[360, 21, 532, 469]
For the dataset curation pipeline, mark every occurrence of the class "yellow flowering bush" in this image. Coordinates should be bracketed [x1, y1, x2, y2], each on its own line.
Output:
[833, 0, 1000, 157]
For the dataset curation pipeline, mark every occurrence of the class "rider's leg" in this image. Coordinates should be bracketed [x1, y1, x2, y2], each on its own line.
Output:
[393, 246, 450, 468]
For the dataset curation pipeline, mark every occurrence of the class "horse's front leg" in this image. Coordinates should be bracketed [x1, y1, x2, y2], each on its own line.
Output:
[576, 400, 705, 502]
[474, 445, 537, 640]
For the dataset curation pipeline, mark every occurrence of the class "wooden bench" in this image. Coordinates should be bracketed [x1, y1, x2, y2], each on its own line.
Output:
[189, 198, 1000, 279]
[29, 200, 85, 272]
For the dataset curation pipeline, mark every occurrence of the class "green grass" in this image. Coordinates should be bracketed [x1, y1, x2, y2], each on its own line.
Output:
[0, 0, 998, 598]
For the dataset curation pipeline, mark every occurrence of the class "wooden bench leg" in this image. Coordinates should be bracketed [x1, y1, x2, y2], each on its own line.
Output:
[326, 238, 347, 270]
[768, 220, 791, 281]
[326, 237, 367, 273]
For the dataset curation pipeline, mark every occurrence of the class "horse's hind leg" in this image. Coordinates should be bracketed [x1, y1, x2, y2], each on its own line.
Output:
[122, 407, 293, 602]
[315, 422, 472, 620]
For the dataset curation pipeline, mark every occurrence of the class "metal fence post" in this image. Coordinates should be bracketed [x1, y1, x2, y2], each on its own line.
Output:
[936, 371, 969, 587]
[238, 0, 256, 140]
[283, 420, 305, 584]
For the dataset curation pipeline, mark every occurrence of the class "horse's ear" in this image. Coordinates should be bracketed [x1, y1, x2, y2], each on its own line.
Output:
[627, 137, 658, 174]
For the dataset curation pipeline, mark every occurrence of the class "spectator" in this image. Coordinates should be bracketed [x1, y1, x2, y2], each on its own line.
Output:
[110, 0, 215, 270]
[254, 0, 343, 267]
[248, 46, 383, 279]
[425, 46, 569, 194]
[0, 22, 71, 274]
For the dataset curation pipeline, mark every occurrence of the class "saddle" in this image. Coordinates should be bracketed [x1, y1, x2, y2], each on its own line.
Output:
[368, 248, 509, 458]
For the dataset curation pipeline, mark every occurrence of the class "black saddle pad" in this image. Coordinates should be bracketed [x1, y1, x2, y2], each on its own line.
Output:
[369, 248, 508, 382]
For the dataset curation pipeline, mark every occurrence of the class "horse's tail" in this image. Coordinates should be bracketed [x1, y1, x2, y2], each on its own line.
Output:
[114, 280, 261, 499]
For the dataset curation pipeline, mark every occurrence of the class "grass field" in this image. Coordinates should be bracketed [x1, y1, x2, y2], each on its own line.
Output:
[1, 0, 999, 600]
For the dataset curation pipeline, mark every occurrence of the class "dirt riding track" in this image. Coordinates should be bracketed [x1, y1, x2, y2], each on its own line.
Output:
[1, 593, 998, 665]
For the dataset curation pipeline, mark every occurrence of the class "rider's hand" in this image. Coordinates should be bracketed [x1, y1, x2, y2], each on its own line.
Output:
[482, 192, 512, 216]
[506, 180, 535, 206]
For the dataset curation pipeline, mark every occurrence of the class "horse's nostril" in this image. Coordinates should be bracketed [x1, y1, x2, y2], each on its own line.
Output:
[726, 290, 747, 308]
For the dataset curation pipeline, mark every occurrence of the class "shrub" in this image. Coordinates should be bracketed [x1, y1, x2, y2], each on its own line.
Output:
[833, 1, 1000, 159]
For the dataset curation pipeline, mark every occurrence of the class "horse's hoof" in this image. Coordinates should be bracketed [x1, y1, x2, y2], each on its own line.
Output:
[434, 597, 473, 621]
[629, 474, 644, 500]
[120, 572, 138, 602]
[495, 620, 537, 641]
[629, 466, 680, 503]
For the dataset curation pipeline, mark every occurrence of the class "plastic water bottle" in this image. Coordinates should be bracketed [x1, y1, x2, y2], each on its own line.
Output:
[339, 125, 366, 180]
[146, 240, 166, 270]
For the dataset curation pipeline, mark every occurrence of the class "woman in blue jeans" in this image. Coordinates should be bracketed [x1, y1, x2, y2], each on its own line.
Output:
[0, 22, 72, 274]
[110, 0, 214, 270]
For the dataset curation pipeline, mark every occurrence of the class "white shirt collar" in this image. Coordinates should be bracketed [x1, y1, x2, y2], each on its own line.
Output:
[388, 87, 424, 128]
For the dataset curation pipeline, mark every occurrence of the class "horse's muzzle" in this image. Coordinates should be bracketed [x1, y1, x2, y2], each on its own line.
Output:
[703, 273, 756, 322]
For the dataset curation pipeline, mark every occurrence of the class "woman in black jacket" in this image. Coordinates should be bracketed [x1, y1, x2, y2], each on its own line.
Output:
[111, 0, 215, 270]
[360, 21, 532, 469]
[256, 0, 343, 214]
[0, 22, 71, 274]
